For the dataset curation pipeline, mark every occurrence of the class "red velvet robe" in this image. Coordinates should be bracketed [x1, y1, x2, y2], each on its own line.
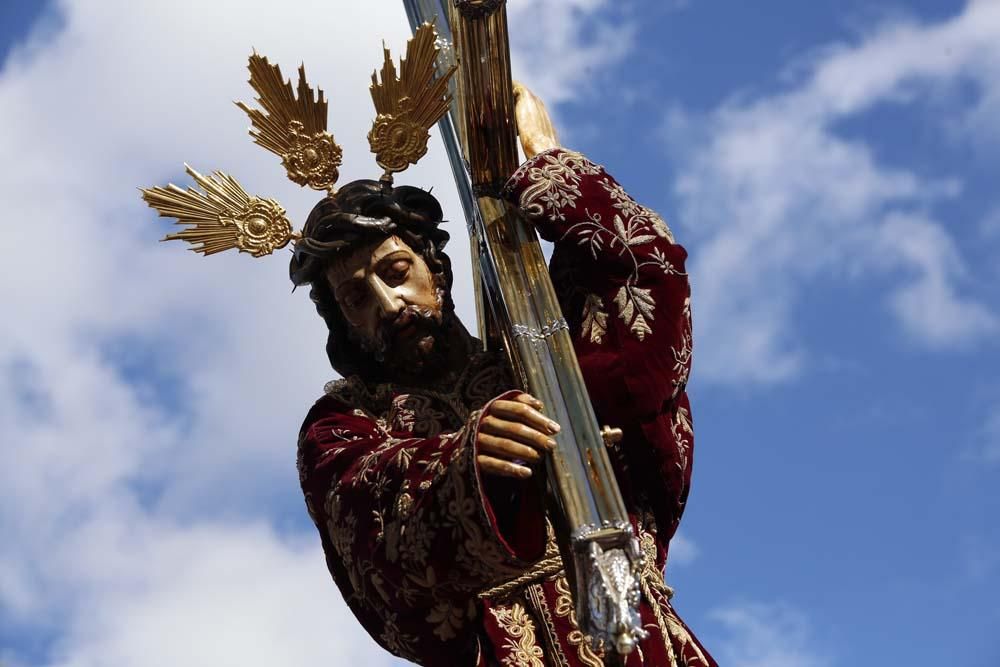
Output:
[297, 149, 716, 666]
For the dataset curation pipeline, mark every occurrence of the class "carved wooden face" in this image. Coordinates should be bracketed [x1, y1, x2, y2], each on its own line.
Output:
[325, 235, 444, 363]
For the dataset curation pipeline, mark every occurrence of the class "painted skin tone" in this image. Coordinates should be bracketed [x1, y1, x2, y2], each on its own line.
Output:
[513, 81, 560, 158]
[325, 82, 564, 479]
[326, 234, 561, 480]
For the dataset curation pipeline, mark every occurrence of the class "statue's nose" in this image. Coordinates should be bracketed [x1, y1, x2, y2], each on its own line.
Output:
[369, 274, 403, 318]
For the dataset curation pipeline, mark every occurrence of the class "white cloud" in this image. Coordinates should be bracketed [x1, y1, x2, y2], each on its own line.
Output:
[0, 1, 631, 664]
[667, 530, 700, 567]
[508, 0, 636, 107]
[878, 213, 997, 346]
[709, 602, 830, 667]
[666, 0, 999, 384]
[41, 521, 401, 667]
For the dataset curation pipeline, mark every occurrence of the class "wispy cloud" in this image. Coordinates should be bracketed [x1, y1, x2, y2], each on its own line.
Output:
[0, 1, 633, 664]
[667, 530, 700, 567]
[509, 0, 636, 107]
[666, 1, 999, 384]
[709, 602, 831, 667]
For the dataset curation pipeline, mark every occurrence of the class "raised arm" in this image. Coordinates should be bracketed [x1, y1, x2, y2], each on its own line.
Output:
[505, 95, 696, 544]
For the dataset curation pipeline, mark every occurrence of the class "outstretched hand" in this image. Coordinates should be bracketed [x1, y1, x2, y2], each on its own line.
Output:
[477, 392, 560, 479]
[513, 82, 560, 159]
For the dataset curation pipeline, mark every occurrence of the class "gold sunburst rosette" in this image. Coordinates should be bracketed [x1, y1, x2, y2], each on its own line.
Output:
[142, 25, 456, 259]
[368, 23, 457, 179]
[141, 165, 296, 257]
[236, 54, 342, 193]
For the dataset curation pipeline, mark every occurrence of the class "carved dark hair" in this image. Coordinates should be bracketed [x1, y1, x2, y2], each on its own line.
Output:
[289, 179, 453, 378]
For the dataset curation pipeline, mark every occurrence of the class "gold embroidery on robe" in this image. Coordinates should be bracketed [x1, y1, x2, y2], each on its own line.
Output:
[489, 602, 547, 667]
[553, 574, 605, 667]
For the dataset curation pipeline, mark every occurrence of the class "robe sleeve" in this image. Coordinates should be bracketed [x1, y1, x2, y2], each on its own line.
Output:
[502, 148, 695, 541]
[297, 391, 546, 665]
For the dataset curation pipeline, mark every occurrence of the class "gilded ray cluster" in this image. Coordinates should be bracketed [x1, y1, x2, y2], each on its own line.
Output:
[237, 55, 343, 193]
[141, 166, 295, 258]
[142, 22, 455, 258]
[369, 23, 457, 176]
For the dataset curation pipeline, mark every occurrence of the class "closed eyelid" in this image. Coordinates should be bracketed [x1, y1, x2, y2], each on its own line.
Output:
[335, 280, 365, 301]
[374, 252, 412, 270]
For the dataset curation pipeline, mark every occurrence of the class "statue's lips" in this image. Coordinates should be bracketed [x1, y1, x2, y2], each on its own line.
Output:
[389, 310, 421, 341]
[395, 321, 419, 339]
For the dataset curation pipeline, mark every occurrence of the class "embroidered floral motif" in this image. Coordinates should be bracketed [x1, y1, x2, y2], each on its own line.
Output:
[489, 602, 547, 666]
[640, 206, 676, 243]
[309, 357, 533, 662]
[379, 611, 420, 662]
[525, 583, 573, 667]
[300, 146, 714, 664]
[667, 406, 693, 480]
[389, 394, 450, 437]
[672, 297, 693, 394]
[614, 284, 656, 341]
[553, 574, 605, 667]
[325, 502, 357, 564]
[579, 201, 682, 342]
[465, 362, 511, 408]
[581, 293, 609, 344]
[638, 531, 711, 667]
[514, 154, 686, 344]
[324, 350, 510, 426]
[427, 600, 465, 641]
[511, 150, 602, 221]
[600, 177, 676, 243]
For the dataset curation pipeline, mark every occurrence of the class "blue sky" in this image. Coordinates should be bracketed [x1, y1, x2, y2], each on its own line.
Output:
[1, 1, 997, 666]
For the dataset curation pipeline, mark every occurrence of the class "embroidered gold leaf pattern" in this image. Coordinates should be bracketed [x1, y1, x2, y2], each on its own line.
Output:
[514, 150, 601, 221]
[613, 213, 658, 247]
[641, 206, 676, 243]
[379, 612, 420, 662]
[638, 531, 712, 666]
[427, 601, 465, 641]
[524, 583, 575, 667]
[553, 574, 605, 667]
[601, 179, 639, 216]
[650, 246, 683, 275]
[489, 603, 546, 666]
[581, 294, 609, 344]
[614, 286, 656, 341]
[525, 158, 678, 342]
[671, 297, 694, 393]
[673, 406, 694, 474]
[310, 350, 535, 660]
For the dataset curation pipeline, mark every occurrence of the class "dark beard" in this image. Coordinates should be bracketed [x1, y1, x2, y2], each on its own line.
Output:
[350, 292, 449, 382]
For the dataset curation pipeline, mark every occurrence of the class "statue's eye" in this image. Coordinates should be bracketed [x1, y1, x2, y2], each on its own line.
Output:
[339, 286, 366, 309]
[384, 259, 411, 283]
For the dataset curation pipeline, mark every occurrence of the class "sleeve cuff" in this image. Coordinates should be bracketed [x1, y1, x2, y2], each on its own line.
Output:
[466, 391, 547, 564]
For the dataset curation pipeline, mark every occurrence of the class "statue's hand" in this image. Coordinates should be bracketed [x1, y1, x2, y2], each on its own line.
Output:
[513, 82, 560, 159]
[477, 392, 560, 479]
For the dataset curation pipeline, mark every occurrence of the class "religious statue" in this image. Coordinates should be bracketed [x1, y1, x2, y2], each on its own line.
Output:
[142, 4, 715, 665]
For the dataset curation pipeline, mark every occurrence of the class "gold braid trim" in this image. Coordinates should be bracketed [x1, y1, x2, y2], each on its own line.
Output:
[553, 574, 605, 667]
[478, 550, 563, 600]
[639, 530, 709, 666]
[525, 583, 573, 667]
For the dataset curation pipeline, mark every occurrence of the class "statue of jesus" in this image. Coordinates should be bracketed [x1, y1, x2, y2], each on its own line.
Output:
[292, 84, 715, 667]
